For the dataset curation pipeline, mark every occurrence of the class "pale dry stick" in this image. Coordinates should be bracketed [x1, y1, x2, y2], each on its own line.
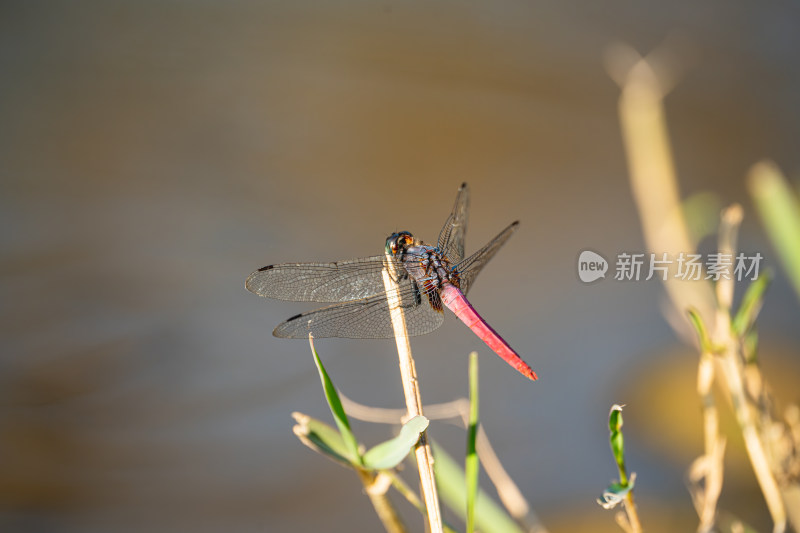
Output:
[357, 470, 408, 533]
[611, 46, 716, 332]
[713, 206, 786, 533]
[381, 260, 443, 533]
[622, 480, 643, 533]
[684, 206, 730, 532]
[340, 394, 468, 424]
[614, 511, 634, 533]
[385, 470, 426, 516]
[687, 440, 726, 533]
[714, 205, 740, 315]
[340, 392, 547, 533]
[688, 347, 726, 533]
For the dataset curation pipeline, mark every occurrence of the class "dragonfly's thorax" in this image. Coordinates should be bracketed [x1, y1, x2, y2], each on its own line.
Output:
[401, 244, 461, 290]
[386, 231, 461, 292]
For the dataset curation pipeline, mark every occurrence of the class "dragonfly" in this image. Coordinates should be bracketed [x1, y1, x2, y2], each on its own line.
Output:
[246, 183, 537, 381]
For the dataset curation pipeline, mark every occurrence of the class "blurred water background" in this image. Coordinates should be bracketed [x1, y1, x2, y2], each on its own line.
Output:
[1, 1, 799, 532]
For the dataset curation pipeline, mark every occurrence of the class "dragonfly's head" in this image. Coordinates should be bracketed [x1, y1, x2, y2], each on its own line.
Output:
[385, 231, 414, 256]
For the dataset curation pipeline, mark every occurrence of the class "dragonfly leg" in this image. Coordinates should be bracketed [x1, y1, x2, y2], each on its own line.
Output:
[411, 280, 422, 306]
[386, 266, 408, 285]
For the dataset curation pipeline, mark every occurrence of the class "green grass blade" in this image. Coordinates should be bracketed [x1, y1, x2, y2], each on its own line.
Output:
[466, 352, 480, 533]
[598, 405, 638, 510]
[308, 335, 361, 464]
[608, 404, 628, 485]
[731, 271, 772, 337]
[687, 307, 712, 354]
[362, 415, 429, 470]
[748, 161, 800, 299]
[432, 442, 523, 533]
[743, 329, 759, 364]
[291, 412, 359, 468]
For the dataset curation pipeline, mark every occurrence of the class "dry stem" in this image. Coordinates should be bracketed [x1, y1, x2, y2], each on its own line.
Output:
[382, 259, 443, 533]
[688, 350, 726, 533]
[623, 474, 643, 533]
[357, 470, 408, 533]
[714, 206, 786, 532]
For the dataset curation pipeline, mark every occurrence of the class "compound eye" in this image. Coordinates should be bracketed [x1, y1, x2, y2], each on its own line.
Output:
[385, 231, 413, 255]
[385, 233, 402, 255]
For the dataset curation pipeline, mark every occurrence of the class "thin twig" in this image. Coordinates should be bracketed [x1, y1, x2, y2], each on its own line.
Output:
[613, 49, 715, 337]
[615, 511, 634, 533]
[386, 470, 426, 515]
[382, 259, 443, 533]
[623, 490, 643, 533]
[357, 470, 408, 533]
[713, 206, 786, 533]
[340, 393, 467, 423]
[688, 349, 726, 533]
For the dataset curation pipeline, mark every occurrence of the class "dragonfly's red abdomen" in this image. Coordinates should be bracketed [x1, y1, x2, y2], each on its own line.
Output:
[440, 283, 537, 381]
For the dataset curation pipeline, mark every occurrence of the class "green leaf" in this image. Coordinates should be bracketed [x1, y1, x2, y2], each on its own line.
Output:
[748, 161, 800, 300]
[432, 442, 523, 533]
[309, 336, 361, 464]
[291, 412, 359, 468]
[687, 308, 712, 354]
[362, 415, 429, 470]
[608, 404, 628, 486]
[466, 352, 480, 533]
[731, 271, 771, 337]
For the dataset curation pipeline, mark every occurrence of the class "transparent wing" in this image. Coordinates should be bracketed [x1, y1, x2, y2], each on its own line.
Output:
[437, 182, 469, 264]
[246, 255, 402, 303]
[273, 279, 445, 339]
[457, 221, 519, 294]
